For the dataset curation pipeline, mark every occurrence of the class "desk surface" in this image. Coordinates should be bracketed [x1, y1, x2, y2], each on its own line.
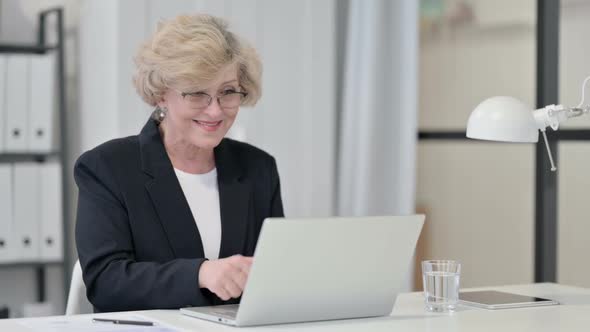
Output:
[3, 283, 590, 331]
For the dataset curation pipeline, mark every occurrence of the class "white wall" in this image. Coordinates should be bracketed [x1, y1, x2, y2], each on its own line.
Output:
[417, 142, 535, 287]
[557, 1, 590, 287]
[80, 0, 336, 219]
[560, 0, 590, 125]
[416, 0, 537, 287]
[419, 26, 536, 130]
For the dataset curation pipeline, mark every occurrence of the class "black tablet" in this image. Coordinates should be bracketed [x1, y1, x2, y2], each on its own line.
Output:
[459, 290, 559, 309]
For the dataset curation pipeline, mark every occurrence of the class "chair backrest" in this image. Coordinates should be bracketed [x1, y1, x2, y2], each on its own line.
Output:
[65, 259, 92, 315]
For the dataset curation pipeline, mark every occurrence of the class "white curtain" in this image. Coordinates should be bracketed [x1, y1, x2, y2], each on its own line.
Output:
[337, 0, 419, 291]
[337, 0, 419, 218]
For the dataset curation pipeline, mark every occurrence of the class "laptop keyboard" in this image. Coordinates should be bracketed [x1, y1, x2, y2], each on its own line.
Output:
[210, 305, 239, 319]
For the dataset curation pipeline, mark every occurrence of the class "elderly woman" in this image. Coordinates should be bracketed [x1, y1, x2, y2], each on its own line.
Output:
[74, 14, 283, 312]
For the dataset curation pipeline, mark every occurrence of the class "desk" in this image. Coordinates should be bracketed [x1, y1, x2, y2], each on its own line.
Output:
[2, 283, 590, 331]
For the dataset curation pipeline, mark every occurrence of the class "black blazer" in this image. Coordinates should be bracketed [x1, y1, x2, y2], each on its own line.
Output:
[74, 118, 284, 312]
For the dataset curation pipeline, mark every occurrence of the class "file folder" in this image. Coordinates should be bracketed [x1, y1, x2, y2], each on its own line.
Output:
[39, 162, 63, 261]
[4, 55, 30, 152]
[0, 56, 6, 153]
[29, 52, 57, 153]
[13, 163, 40, 261]
[0, 165, 14, 262]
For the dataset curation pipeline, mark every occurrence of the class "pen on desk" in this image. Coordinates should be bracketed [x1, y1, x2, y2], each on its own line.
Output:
[92, 318, 154, 326]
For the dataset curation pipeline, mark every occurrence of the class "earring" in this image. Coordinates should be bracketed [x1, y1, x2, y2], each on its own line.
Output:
[152, 106, 167, 123]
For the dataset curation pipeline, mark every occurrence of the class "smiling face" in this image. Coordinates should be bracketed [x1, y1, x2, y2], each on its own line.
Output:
[157, 64, 241, 150]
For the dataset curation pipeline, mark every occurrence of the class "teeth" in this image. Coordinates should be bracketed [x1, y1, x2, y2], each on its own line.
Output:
[195, 120, 220, 127]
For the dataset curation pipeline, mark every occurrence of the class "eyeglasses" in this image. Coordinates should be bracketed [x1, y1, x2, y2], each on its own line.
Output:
[180, 90, 248, 110]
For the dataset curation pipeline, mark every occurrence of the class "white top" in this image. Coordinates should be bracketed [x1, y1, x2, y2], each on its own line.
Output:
[173, 167, 221, 260]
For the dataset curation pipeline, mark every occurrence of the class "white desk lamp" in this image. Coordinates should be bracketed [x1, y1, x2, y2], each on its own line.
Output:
[466, 77, 590, 171]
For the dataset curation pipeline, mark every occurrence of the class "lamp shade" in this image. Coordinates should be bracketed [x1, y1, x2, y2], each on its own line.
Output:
[466, 96, 539, 143]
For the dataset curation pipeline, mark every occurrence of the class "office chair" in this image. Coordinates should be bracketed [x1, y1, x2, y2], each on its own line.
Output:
[65, 259, 92, 315]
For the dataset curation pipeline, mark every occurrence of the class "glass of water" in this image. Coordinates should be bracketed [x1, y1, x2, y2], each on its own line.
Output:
[421, 260, 461, 312]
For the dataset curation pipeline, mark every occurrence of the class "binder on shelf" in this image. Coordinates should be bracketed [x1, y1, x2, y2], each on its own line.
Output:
[0, 165, 15, 263]
[4, 55, 30, 152]
[39, 161, 63, 261]
[13, 163, 40, 261]
[29, 52, 57, 153]
[0, 56, 6, 153]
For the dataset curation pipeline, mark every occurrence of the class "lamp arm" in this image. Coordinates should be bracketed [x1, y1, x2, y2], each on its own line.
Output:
[540, 130, 557, 172]
[533, 104, 590, 131]
[532, 104, 590, 172]
[532, 105, 567, 172]
[533, 75, 590, 132]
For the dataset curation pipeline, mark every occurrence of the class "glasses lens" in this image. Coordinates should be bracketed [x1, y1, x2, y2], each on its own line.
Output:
[185, 93, 211, 109]
[219, 93, 244, 109]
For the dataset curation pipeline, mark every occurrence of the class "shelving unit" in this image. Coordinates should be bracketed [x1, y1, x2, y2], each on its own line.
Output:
[0, 7, 68, 313]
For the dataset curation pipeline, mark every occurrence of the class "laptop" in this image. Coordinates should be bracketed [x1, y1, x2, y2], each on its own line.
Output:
[180, 215, 425, 327]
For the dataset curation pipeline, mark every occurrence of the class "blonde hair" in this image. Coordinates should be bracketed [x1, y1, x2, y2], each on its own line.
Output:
[133, 14, 262, 107]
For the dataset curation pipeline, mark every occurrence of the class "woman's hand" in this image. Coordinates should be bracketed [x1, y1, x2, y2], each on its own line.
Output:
[198, 255, 253, 301]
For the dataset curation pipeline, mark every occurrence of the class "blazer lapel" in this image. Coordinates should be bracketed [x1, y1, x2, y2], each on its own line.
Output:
[139, 119, 205, 259]
[215, 140, 251, 258]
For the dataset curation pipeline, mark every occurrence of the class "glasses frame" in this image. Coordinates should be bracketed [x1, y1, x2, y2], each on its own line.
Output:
[180, 90, 248, 110]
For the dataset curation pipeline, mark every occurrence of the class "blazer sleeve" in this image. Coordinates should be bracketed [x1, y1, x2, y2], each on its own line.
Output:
[74, 150, 211, 312]
[269, 156, 285, 217]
